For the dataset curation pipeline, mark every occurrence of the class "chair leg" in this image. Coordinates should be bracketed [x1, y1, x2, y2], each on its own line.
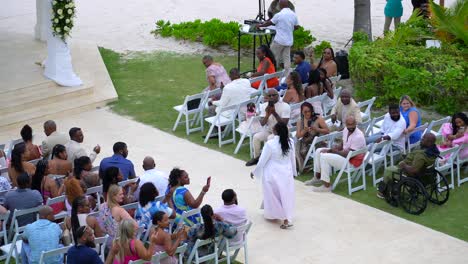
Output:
[347, 170, 352, 195]
[204, 124, 215, 144]
[234, 133, 246, 154]
[218, 126, 223, 148]
[173, 112, 183, 131]
[185, 113, 190, 136]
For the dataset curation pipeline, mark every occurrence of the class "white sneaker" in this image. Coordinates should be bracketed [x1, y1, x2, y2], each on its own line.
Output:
[311, 185, 332, 192]
[304, 177, 321, 186]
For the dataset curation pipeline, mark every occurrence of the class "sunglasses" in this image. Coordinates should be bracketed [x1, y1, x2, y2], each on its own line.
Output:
[268, 94, 279, 97]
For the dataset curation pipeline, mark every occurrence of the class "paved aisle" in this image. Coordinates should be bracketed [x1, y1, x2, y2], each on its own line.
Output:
[1, 109, 467, 263]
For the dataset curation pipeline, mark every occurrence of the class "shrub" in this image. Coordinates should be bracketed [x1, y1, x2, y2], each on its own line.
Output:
[151, 19, 315, 51]
[349, 16, 467, 114]
[313, 41, 331, 55]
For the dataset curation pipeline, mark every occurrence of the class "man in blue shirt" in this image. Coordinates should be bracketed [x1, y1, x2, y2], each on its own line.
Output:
[67, 226, 103, 264]
[292, 51, 311, 84]
[99, 142, 136, 180]
[21, 206, 62, 264]
[276, 51, 311, 91]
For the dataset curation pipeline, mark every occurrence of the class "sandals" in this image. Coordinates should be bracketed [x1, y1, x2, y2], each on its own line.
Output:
[280, 223, 293, 229]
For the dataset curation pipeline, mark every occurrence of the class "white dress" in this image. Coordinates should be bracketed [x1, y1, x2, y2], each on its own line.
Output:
[253, 136, 296, 222]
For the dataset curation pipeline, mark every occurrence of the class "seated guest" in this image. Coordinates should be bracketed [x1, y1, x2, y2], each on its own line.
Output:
[41, 120, 69, 159]
[66, 196, 103, 243]
[31, 160, 63, 214]
[48, 144, 73, 175]
[400, 95, 423, 144]
[317, 47, 337, 77]
[208, 68, 254, 116]
[214, 189, 248, 226]
[378, 133, 439, 198]
[292, 51, 311, 84]
[330, 89, 362, 130]
[282, 71, 305, 104]
[202, 55, 231, 94]
[65, 127, 101, 165]
[98, 185, 133, 249]
[308, 116, 366, 192]
[4, 172, 43, 226]
[74, 156, 100, 188]
[8, 142, 36, 187]
[151, 211, 187, 264]
[250, 45, 279, 89]
[439, 112, 468, 160]
[62, 158, 88, 214]
[305, 69, 334, 114]
[186, 205, 237, 257]
[136, 182, 175, 230]
[20, 125, 41, 161]
[67, 225, 103, 264]
[245, 89, 290, 166]
[105, 218, 158, 264]
[167, 168, 210, 225]
[296, 102, 329, 171]
[99, 142, 136, 180]
[366, 104, 406, 151]
[21, 206, 62, 264]
[139, 156, 168, 196]
[102, 166, 137, 204]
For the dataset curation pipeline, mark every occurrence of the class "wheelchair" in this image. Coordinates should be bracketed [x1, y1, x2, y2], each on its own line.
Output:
[383, 165, 450, 215]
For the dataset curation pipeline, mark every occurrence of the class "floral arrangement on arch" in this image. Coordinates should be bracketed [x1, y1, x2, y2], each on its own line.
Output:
[51, 0, 76, 42]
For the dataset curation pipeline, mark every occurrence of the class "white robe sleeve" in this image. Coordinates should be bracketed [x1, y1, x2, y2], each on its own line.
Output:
[252, 141, 272, 183]
[289, 138, 297, 177]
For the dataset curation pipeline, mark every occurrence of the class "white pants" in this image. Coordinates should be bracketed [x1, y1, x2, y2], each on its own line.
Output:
[313, 147, 347, 183]
[253, 130, 274, 158]
[271, 42, 291, 75]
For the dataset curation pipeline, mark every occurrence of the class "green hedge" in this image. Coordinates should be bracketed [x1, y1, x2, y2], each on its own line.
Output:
[349, 17, 468, 114]
[151, 19, 315, 51]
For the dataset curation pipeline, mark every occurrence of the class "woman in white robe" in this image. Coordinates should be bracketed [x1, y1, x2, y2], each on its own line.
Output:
[252, 122, 296, 229]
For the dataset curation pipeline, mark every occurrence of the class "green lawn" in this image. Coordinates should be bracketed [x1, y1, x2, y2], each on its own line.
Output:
[99, 48, 468, 242]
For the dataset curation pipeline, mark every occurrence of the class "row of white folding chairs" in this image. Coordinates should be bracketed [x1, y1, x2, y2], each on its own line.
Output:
[435, 144, 468, 188]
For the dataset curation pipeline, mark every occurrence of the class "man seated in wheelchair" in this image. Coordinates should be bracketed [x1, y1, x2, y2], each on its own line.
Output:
[377, 133, 439, 198]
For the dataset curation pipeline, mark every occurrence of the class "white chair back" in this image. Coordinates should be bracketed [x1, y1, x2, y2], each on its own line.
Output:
[426, 116, 451, 139]
[46, 195, 67, 220]
[94, 234, 109, 262]
[357, 96, 376, 122]
[175, 208, 201, 232]
[38, 245, 72, 264]
[186, 238, 219, 264]
[406, 123, 429, 153]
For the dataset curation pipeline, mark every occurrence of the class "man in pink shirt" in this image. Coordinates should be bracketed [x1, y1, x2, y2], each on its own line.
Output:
[307, 116, 367, 192]
[214, 189, 248, 226]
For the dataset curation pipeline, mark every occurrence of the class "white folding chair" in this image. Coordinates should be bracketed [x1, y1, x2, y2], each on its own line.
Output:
[85, 185, 103, 210]
[94, 235, 109, 262]
[38, 245, 72, 264]
[300, 131, 341, 173]
[121, 202, 139, 212]
[129, 243, 188, 264]
[249, 76, 266, 92]
[0, 211, 10, 261]
[358, 119, 372, 136]
[234, 116, 262, 158]
[456, 143, 468, 187]
[329, 74, 341, 85]
[204, 104, 239, 147]
[406, 123, 428, 153]
[186, 238, 219, 264]
[118, 178, 138, 187]
[288, 101, 303, 126]
[426, 116, 450, 140]
[1, 231, 22, 264]
[332, 147, 368, 195]
[175, 208, 201, 232]
[365, 140, 391, 186]
[5, 138, 23, 160]
[28, 158, 42, 166]
[263, 70, 285, 90]
[218, 221, 252, 264]
[45, 195, 67, 220]
[436, 146, 460, 189]
[357, 97, 376, 122]
[369, 114, 386, 135]
[8, 206, 41, 241]
[305, 93, 326, 116]
[172, 92, 207, 135]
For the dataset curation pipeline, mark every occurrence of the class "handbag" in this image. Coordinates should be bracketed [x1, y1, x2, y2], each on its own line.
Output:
[62, 227, 72, 246]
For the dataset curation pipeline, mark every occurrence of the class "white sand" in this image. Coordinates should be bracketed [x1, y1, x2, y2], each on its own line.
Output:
[0, 0, 455, 53]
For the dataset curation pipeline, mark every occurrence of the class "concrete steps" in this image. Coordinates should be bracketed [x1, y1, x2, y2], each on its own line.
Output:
[0, 81, 94, 114]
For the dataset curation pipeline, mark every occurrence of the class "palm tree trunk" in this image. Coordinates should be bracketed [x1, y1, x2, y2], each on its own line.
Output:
[353, 0, 372, 40]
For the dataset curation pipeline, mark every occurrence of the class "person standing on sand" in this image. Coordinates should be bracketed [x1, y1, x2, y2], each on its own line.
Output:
[384, 0, 403, 33]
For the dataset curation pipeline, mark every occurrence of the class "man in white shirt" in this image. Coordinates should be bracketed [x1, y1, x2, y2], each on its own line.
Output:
[366, 104, 407, 151]
[214, 189, 247, 226]
[65, 127, 100, 165]
[246, 89, 290, 166]
[257, 0, 299, 74]
[210, 68, 256, 116]
[138, 156, 168, 196]
[41, 120, 69, 159]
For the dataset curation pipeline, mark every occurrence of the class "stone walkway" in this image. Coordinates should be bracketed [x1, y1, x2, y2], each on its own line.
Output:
[2, 108, 466, 263]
